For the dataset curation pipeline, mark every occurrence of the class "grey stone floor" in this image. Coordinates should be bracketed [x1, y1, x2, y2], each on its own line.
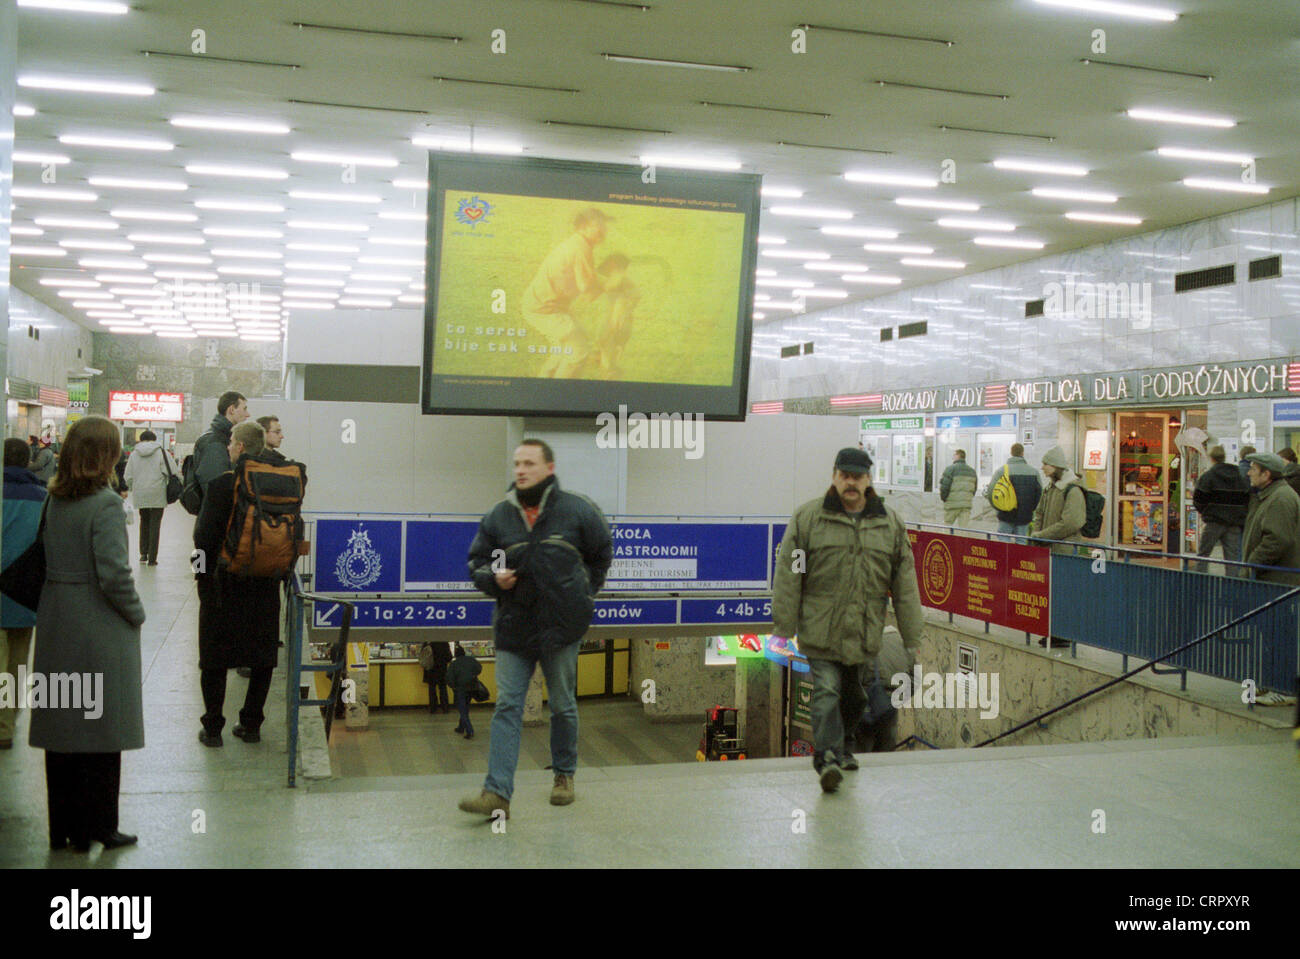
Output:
[2, 504, 1297, 868]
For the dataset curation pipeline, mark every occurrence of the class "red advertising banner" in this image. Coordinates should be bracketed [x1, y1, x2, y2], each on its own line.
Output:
[907, 530, 1050, 635]
[108, 391, 184, 422]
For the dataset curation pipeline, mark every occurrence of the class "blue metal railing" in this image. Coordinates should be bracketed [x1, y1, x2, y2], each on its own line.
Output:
[910, 521, 1300, 694]
[284, 573, 354, 788]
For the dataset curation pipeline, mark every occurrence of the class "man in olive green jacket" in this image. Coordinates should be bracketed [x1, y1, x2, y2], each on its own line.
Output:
[1242, 452, 1300, 587]
[773, 447, 925, 793]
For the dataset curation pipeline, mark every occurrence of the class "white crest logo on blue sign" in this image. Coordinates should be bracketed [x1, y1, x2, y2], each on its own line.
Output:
[335, 527, 383, 589]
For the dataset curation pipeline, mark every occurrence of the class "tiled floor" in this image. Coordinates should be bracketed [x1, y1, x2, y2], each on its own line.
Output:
[2, 504, 1297, 868]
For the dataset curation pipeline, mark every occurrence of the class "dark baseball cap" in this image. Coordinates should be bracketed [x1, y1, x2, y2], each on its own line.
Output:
[834, 447, 873, 474]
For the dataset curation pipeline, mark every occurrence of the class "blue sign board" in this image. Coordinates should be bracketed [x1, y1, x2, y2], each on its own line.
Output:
[680, 598, 773, 624]
[591, 599, 679, 626]
[937, 413, 1017, 431]
[404, 520, 479, 591]
[1274, 400, 1300, 423]
[606, 522, 769, 590]
[314, 520, 403, 593]
[313, 599, 494, 629]
[311, 514, 787, 597]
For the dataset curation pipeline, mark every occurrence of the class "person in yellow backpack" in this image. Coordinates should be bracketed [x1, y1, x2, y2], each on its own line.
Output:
[988, 443, 1042, 540]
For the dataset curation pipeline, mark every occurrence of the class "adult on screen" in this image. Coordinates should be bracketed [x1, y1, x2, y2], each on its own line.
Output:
[458, 440, 612, 820]
[521, 207, 616, 379]
[771, 447, 924, 793]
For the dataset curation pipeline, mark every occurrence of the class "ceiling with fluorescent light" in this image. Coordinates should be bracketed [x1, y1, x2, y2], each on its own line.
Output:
[9, 0, 1300, 338]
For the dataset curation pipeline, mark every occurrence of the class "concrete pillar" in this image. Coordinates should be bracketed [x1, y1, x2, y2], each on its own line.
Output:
[734, 656, 784, 757]
[631, 637, 735, 722]
[1, 0, 14, 482]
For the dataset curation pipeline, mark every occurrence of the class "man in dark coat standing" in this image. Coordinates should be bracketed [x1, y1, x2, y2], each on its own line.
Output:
[1192, 445, 1250, 576]
[193, 390, 249, 500]
[192, 420, 281, 746]
[458, 439, 612, 820]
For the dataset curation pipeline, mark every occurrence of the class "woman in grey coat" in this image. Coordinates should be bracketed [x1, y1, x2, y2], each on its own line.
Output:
[29, 415, 146, 852]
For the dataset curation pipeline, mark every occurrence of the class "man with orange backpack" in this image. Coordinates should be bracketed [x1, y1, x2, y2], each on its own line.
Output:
[192, 421, 306, 747]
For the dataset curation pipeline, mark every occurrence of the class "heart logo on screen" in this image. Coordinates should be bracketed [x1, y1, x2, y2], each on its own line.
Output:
[454, 196, 493, 228]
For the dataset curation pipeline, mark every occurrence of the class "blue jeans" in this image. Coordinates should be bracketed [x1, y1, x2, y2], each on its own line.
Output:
[807, 658, 866, 769]
[483, 643, 580, 801]
[997, 520, 1029, 541]
[456, 689, 473, 736]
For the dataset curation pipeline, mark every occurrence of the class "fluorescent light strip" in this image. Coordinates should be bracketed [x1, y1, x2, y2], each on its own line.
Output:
[204, 227, 283, 238]
[12, 186, 97, 201]
[142, 253, 212, 264]
[993, 158, 1088, 176]
[17, 0, 128, 12]
[768, 206, 853, 220]
[170, 116, 290, 134]
[19, 75, 152, 95]
[901, 257, 965, 269]
[287, 220, 369, 233]
[1032, 187, 1117, 203]
[937, 217, 1016, 231]
[1127, 107, 1233, 128]
[287, 242, 360, 253]
[896, 197, 980, 211]
[805, 261, 869, 272]
[284, 261, 350, 272]
[376, 212, 425, 222]
[392, 179, 428, 190]
[1031, 0, 1177, 21]
[59, 238, 133, 250]
[821, 226, 899, 240]
[865, 243, 933, 255]
[1065, 211, 1143, 224]
[39, 278, 100, 287]
[111, 209, 197, 222]
[761, 186, 803, 199]
[89, 176, 187, 191]
[127, 233, 203, 245]
[358, 256, 422, 266]
[336, 298, 392, 307]
[1157, 146, 1253, 164]
[760, 249, 831, 260]
[34, 215, 118, 230]
[210, 248, 282, 260]
[195, 199, 284, 212]
[845, 171, 938, 188]
[153, 270, 217, 280]
[1183, 178, 1268, 195]
[78, 256, 145, 269]
[973, 236, 1046, 249]
[11, 226, 44, 236]
[289, 190, 382, 203]
[216, 266, 282, 277]
[60, 133, 172, 150]
[367, 238, 424, 247]
[291, 151, 398, 167]
[757, 235, 786, 245]
[13, 151, 70, 164]
[186, 163, 288, 180]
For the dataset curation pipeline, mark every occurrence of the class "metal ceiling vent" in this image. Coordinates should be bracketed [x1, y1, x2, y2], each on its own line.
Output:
[1248, 255, 1282, 281]
[1174, 264, 1235, 293]
[1025, 298, 1045, 317]
[897, 321, 928, 338]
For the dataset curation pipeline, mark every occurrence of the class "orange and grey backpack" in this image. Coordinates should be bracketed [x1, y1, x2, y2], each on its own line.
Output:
[219, 453, 309, 577]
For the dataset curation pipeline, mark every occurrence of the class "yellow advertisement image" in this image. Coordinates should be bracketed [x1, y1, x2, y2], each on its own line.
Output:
[433, 191, 746, 385]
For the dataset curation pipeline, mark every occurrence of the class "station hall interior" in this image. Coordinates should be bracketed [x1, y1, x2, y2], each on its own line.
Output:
[0, 0, 1298, 872]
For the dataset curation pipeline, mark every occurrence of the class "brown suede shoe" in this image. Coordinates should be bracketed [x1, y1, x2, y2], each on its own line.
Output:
[458, 790, 510, 819]
[550, 774, 575, 806]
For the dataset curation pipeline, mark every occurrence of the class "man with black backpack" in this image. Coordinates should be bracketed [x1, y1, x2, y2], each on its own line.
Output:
[192, 420, 306, 747]
[181, 390, 248, 516]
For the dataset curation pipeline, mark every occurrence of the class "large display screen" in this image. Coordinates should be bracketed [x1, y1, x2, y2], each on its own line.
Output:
[421, 154, 760, 420]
